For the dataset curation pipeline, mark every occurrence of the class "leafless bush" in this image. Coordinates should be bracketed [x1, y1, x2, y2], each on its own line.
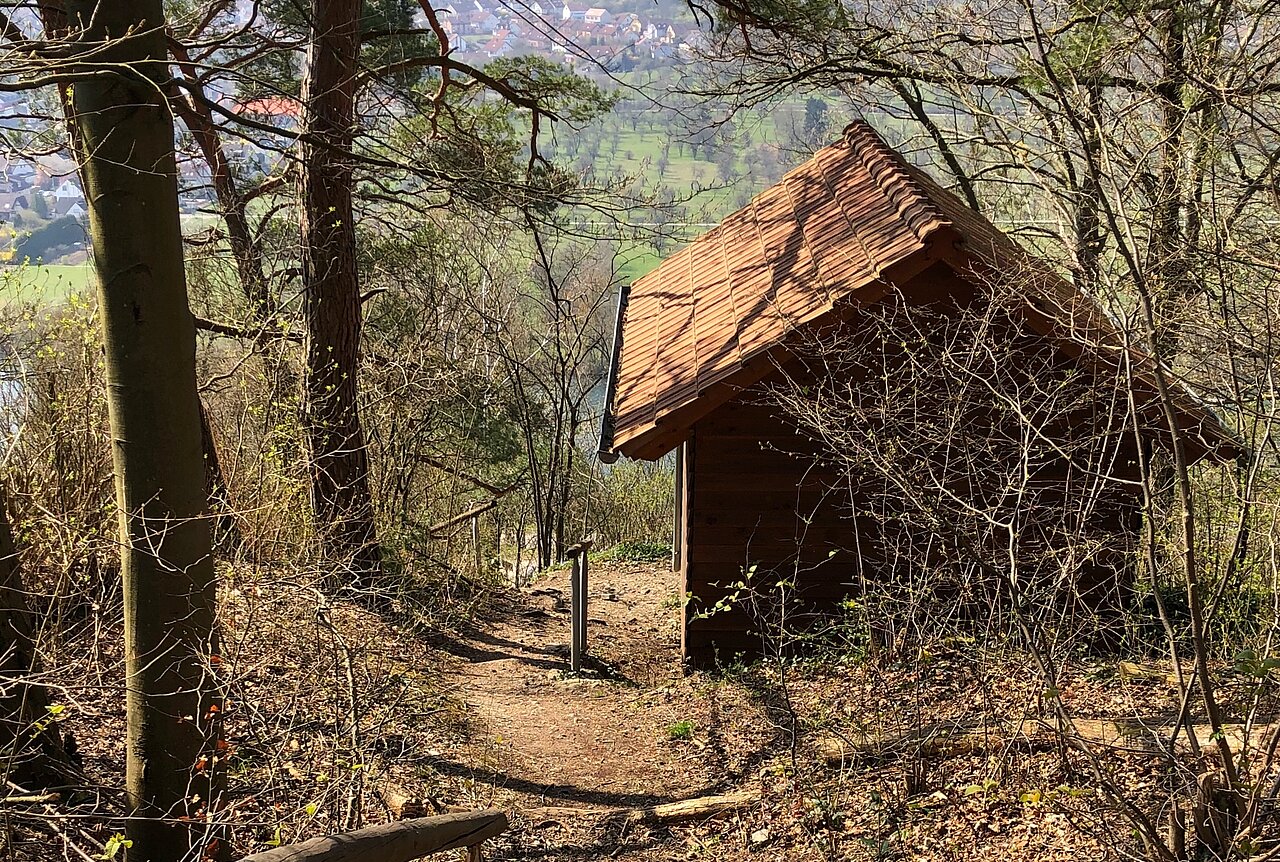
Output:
[1, 298, 116, 615]
[576, 456, 676, 550]
[750, 275, 1280, 860]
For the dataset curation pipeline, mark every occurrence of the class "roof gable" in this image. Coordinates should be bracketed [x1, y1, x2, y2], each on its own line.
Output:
[600, 122, 1236, 463]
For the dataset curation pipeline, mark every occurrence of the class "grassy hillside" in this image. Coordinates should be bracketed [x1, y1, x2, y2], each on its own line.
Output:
[0, 263, 96, 306]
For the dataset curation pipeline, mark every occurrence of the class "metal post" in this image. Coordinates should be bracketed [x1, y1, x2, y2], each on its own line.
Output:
[567, 540, 593, 672]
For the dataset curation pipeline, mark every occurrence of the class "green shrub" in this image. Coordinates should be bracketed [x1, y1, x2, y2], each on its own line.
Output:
[594, 540, 672, 563]
[665, 720, 694, 740]
[577, 456, 674, 547]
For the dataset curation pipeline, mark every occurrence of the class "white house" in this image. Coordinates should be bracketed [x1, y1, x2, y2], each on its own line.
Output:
[52, 179, 82, 201]
[560, 2, 587, 20]
[643, 21, 676, 43]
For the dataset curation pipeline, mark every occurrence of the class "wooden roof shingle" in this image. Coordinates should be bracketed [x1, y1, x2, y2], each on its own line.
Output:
[599, 122, 1237, 463]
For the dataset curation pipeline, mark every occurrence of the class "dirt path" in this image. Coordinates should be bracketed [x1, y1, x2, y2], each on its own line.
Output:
[435, 559, 729, 811]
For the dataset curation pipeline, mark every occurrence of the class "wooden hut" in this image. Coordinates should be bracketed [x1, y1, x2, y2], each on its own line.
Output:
[597, 123, 1237, 665]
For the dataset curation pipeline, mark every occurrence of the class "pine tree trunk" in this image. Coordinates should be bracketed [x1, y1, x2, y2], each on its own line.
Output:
[63, 2, 222, 858]
[299, 0, 381, 588]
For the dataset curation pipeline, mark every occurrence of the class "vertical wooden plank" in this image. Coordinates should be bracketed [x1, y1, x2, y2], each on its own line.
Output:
[672, 444, 685, 572]
[580, 552, 589, 658]
[680, 433, 696, 666]
[567, 540, 594, 672]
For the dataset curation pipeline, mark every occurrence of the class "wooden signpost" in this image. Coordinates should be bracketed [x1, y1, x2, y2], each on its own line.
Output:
[565, 541, 593, 672]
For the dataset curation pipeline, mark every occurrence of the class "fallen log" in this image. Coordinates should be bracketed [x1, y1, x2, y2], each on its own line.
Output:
[638, 789, 759, 822]
[818, 718, 1278, 767]
[522, 788, 759, 825]
[238, 809, 508, 862]
[0, 791, 62, 805]
[1117, 661, 1178, 686]
[415, 455, 523, 498]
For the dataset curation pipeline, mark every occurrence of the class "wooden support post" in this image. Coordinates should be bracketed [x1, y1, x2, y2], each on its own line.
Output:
[566, 541, 593, 672]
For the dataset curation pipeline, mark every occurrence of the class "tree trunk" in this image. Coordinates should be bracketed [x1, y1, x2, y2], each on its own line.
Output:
[1071, 83, 1105, 293]
[299, 0, 381, 588]
[0, 491, 72, 787]
[1151, 0, 1195, 354]
[63, 2, 223, 858]
[168, 48, 271, 318]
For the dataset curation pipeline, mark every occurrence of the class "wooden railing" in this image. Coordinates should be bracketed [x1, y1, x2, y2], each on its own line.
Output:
[238, 810, 509, 862]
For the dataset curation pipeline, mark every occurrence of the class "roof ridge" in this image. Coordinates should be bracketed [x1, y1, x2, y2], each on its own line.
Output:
[842, 121, 954, 244]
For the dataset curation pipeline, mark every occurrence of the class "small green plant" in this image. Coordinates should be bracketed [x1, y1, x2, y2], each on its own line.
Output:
[97, 834, 132, 861]
[963, 776, 1000, 802]
[665, 719, 694, 740]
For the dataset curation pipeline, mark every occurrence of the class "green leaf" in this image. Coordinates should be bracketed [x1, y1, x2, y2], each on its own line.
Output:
[98, 834, 132, 860]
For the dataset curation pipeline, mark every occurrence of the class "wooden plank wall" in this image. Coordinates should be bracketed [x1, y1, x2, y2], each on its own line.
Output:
[678, 385, 1147, 666]
[682, 394, 870, 663]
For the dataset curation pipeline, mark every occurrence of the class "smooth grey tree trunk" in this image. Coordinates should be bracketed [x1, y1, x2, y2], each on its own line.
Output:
[63, 2, 222, 859]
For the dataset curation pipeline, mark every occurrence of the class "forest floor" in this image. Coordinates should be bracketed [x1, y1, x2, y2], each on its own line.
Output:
[24, 557, 1278, 861]
[413, 557, 782, 860]
[381, 559, 1149, 861]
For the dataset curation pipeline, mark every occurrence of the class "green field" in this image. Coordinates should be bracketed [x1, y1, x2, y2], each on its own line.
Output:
[0, 213, 231, 307]
[617, 243, 662, 284]
[0, 263, 96, 306]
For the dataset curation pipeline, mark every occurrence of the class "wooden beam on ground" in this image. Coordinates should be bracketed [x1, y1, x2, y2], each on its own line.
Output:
[638, 789, 759, 822]
[522, 788, 758, 825]
[237, 810, 508, 862]
[818, 718, 1279, 767]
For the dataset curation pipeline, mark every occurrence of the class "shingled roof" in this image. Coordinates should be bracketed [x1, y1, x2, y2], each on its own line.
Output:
[598, 122, 1236, 463]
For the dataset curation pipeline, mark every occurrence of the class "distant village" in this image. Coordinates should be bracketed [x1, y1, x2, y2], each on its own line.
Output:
[0, 1, 704, 268]
[0, 145, 90, 267]
[429, 0, 707, 67]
